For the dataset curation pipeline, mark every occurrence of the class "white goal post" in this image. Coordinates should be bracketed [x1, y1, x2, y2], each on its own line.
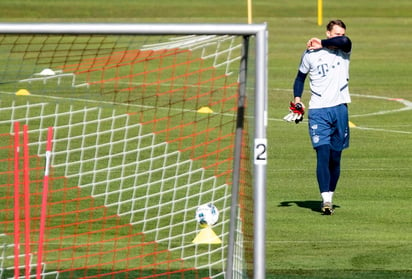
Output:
[0, 23, 268, 279]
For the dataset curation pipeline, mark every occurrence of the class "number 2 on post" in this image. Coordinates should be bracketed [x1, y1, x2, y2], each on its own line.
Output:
[254, 138, 267, 165]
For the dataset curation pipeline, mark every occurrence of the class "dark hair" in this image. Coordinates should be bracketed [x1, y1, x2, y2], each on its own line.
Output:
[326, 19, 346, 31]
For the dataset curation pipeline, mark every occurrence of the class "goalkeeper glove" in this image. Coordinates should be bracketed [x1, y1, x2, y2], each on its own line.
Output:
[283, 102, 305, 124]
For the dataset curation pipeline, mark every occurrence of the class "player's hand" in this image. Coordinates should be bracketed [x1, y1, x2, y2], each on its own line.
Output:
[283, 102, 305, 124]
[307, 37, 322, 50]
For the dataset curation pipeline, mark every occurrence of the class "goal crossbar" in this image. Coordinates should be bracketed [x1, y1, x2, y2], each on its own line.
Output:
[0, 22, 266, 36]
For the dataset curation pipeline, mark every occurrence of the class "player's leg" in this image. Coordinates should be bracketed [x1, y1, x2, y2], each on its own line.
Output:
[315, 145, 334, 214]
[328, 149, 342, 193]
[327, 104, 350, 212]
[316, 144, 331, 194]
[329, 104, 350, 190]
[308, 108, 335, 214]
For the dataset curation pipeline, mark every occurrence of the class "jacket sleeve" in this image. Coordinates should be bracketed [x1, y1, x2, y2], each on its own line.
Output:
[321, 36, 352, 53]
[293, 70, 308, 98]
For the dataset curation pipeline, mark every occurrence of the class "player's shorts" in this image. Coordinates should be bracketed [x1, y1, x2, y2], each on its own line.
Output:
[307, 104, 350, 151]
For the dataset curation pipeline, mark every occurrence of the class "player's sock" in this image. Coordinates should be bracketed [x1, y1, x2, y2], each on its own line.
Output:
[329, 191, 334, 203]
[321, 192, 331, 203]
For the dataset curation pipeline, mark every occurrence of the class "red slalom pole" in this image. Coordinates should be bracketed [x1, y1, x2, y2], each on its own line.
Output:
[36, 127, 53, 279]
[13, 122, 21, 279]
[23, 125, 31, 279]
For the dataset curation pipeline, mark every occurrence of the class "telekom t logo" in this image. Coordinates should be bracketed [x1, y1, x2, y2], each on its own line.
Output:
[317, 63, 329, 77]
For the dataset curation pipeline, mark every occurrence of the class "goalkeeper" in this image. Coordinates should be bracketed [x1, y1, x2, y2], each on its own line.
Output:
[285, 19, 352, 215]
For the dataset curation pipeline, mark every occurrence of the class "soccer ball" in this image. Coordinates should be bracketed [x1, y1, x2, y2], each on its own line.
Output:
[195, 203, 219, 227]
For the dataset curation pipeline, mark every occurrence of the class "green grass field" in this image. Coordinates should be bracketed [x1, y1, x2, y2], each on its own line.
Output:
[1, 0, 412, 278]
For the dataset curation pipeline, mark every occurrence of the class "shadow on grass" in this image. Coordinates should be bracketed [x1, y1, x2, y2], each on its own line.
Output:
[278, 200, 340, 213]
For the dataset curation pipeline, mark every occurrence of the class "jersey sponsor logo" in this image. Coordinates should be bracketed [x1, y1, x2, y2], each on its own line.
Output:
[317, 63, 329, 77]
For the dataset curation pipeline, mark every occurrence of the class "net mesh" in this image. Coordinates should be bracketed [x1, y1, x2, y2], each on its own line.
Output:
[0, 32, 254, 279]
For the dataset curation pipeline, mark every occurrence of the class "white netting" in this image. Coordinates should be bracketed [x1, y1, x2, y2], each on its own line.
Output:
[0, 29, 259, 278]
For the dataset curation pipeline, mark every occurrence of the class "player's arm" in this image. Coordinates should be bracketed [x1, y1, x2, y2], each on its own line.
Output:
[283, 70, 307, 123]
[308, 36, 352, 53]
[293, 70, 307, 102]
[321, 36, 352, 53]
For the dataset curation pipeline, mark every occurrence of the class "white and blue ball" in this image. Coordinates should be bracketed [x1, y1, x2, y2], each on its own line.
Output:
[195, 203, 219, 227]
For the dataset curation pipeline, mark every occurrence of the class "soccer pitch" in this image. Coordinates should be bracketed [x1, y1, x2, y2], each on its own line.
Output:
[1, 0, 412, 278]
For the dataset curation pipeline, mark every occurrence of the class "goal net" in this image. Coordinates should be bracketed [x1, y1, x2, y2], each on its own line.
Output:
[0, 23, 267, 279]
